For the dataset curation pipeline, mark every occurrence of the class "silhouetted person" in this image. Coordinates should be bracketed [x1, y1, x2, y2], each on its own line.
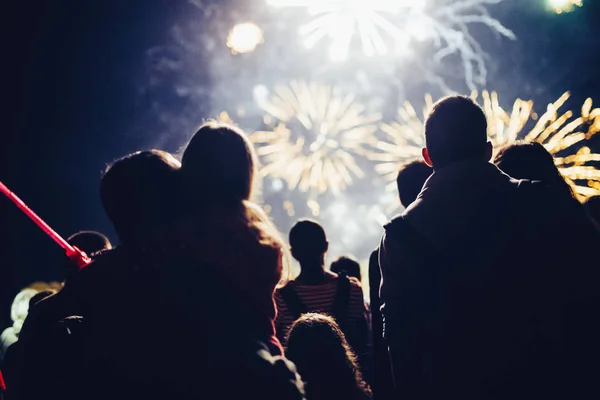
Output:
[276, 220, 368, 362]
[63, 231, 112, 282]
[368, 160, 431, 400]
[177, 121, 287, 355]
[330, 256, 362, 281]
[379, 96, 600, 400]
[286, 313, 372, 400]
[584, 195, 600, 225]
[9, 150, 183, 400]
[494, 141, 576, 200]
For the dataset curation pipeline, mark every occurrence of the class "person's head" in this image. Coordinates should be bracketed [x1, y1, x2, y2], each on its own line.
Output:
[584, 195, 600, 225]
[396, 160, 433, 207]
[286, 313, 371, 400]
[100, 150, 181, 244]
[330, 256, 361, 281]
[67, 231, 112, 255]
[181, 121, 259, 206]
[289, 220, 328, 268]
[423, 96, 492, 169]
[63, 231, 112, 277]
[494, 142, 575, 198]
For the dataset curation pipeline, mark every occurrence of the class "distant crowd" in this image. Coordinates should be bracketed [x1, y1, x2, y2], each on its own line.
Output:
[1, 95, 599, 400]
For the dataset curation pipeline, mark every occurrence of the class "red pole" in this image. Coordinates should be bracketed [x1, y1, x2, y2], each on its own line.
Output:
[0, 180, 91, 269]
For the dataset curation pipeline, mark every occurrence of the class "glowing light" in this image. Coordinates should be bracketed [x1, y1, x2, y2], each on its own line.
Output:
[369, 92, 600, 200]
[549, 0, 583, 14]
[251, 80, 381, 195]
[267, 0, 515, 90]
[226, 22, 264, 54]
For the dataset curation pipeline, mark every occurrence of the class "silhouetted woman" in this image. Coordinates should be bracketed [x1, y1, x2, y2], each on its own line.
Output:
[286, 313, 372, 400]
[494, 141, 577, 200]
[177, 121, 287, 354]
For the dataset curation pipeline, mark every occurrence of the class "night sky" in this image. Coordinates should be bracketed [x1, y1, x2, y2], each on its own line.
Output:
[1, 0, 599, 329]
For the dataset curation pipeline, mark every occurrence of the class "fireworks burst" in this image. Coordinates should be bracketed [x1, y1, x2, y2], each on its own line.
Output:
[267, 0, 515, 90]
[368, 98, 431, 187]
[251, 80, 381, 195]
[369, 92, 600, 199]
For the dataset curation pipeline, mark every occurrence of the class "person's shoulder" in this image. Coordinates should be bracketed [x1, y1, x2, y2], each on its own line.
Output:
[383, 214, 413, 237]
[238, 342, 306, 400]
[348, 276, 362, 288]
[369, 248, 378, 263]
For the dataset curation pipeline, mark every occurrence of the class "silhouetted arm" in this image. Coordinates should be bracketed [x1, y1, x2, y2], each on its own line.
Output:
[379, 221, 427, 399]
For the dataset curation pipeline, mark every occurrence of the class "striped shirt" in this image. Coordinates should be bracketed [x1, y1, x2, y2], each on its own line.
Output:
[275, 277, 367, 343]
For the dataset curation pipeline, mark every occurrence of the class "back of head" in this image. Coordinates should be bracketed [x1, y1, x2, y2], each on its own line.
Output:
[289, 220, 328, 265]
[494, 142, 575, 198]
[67, 231, 112, 255]
[330, 256, 361, 281]
[286, 313, 370, 400]
[64, 231, 112, 277]
[181, 121, 258, 207]
[396, 160, 433, 207]
[100, 150, 181, 244]
[584, 196, 600, 225]
[424, 96, 488, 169]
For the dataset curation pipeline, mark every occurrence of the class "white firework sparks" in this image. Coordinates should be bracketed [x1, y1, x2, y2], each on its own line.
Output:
[267, 0, 516, 90]
[251, 80, 381, 195]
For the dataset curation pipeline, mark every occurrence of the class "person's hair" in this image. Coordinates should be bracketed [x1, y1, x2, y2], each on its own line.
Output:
[289, 220, 328, 265]
[100, 149, 181, 243]
[330, 256, 361, 281]
[181, 121, 259, 205]
[584, 195, 600, 225]
[286, 313, 372, 400]
[179, 121, 290, 286]
[29, 290, 56, 307]
[424, 96, 488, 169]
[67, 231, 112, 255]
[494, 142, 576, 199]
[396, 160, 433, 207]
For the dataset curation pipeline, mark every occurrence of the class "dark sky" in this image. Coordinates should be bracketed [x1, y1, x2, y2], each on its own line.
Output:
[1, 0, 599, 329]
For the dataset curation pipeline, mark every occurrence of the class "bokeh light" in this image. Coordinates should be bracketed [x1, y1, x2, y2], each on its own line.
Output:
[549, 0, 583, 14]
[226, 22, 264, 54]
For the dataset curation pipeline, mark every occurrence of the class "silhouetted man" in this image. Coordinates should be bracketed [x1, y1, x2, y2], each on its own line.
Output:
[368, 160, 431, 400]
[379, 96, 600, 400]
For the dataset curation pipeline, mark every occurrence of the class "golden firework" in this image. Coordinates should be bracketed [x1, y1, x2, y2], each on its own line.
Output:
[367, 96, 431, 187]
[524, 93, 600, 199]
[369, 91, 600, 199]
[251, 80, 381, 195]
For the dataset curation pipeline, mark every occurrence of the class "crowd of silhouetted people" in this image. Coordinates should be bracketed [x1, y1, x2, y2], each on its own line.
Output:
[1, 95, 600, 400]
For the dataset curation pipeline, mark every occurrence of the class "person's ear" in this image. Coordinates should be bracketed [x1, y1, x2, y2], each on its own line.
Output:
[485, 141, 493, 162]
[422, 148, 433, 167]
[324, 241, 329, 253]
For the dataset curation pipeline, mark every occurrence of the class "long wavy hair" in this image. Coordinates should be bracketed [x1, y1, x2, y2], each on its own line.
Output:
[180, 121, 289, 283]
[286, 313, 372, 400]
